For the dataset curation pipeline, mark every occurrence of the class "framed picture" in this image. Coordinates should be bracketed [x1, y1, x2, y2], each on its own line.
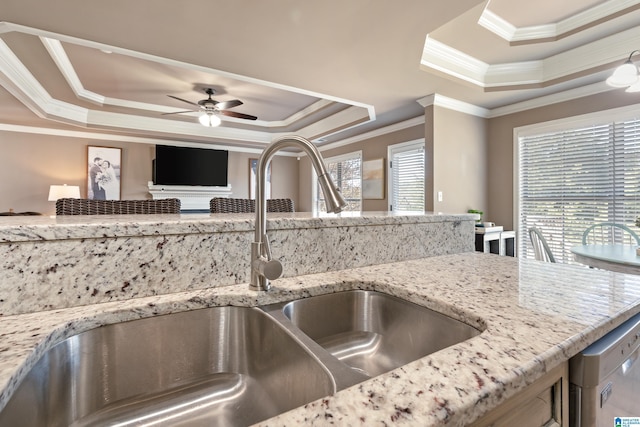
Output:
[249, 158, 271, 199]
[362, 158, 385, 199]
[87, 146, 122, 200]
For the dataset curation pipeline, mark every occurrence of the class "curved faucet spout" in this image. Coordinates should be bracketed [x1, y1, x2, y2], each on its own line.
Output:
[251, 135, 347, 291]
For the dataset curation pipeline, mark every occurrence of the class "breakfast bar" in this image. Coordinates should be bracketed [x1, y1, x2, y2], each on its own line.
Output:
[0, 213, 639, 425]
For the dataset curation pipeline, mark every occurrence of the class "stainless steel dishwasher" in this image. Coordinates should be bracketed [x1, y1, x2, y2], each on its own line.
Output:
[569, 311, 640, 427]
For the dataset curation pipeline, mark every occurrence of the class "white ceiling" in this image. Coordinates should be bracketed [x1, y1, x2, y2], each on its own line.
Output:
[0, 0, 639, 153]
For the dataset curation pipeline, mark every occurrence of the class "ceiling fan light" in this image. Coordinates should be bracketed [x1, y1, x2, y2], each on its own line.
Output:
[199, 112, 221, 127]
[606, 61, 639, 87]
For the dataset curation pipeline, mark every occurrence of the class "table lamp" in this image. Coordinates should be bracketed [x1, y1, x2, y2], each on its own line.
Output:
[48, 184, 80, 201]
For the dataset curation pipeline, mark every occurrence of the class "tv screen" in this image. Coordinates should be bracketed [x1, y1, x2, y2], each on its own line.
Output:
[154, 145, 228, 186]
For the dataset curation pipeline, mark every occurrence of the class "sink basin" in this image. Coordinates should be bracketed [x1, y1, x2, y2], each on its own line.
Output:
[1, 290, 482, 425]
[280, 290, 481, 378]
[0, 307, 334, 427]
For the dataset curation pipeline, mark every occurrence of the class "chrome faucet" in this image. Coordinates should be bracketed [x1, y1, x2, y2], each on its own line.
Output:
[250, 135, 347, 291]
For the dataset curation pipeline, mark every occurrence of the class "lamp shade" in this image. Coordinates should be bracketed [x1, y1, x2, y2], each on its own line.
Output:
[199, 112, 221, 127]
[48, 184, 80, 201]
[627, 79, 640, 93]
[606, 61, 639, 87]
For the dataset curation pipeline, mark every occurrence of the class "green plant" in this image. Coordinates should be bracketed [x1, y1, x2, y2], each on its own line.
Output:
[468, 209, 483, 223]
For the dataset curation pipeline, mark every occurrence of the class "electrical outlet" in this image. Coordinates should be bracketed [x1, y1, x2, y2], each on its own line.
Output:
[437, 191, 443, 202]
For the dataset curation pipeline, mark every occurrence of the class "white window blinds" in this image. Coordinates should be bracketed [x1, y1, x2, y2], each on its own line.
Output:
[389, 141, 425, 212]
[519, 118, 640, 263]
[317, 152, 362, 212]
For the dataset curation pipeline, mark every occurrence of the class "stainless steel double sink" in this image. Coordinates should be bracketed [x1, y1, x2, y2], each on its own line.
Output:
[0, 290, 482, 426]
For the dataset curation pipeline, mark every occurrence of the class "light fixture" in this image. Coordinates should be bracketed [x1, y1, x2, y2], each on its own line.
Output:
[48, 184, 80, 201]
[606, 50, 640, 89]
[198, 112, 221, 127]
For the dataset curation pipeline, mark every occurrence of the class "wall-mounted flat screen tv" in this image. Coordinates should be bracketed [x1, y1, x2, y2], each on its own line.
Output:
[154, 145, 228, 186]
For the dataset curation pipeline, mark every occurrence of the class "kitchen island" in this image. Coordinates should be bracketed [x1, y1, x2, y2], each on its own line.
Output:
[1, 213, 639, 425]
[0, 211, 473, 315]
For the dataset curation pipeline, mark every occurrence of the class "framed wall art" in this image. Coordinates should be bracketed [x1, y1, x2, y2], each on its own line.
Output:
[87, 146, 122, 200]
[362, 158, 385, 199]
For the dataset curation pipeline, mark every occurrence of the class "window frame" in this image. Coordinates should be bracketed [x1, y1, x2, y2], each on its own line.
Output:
[313, 150, 362, 214]
[515, 104, 640, 262]
[387, 139, 426, 212]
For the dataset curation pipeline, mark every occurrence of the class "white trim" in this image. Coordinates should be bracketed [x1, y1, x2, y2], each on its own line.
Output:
[512, 102, 640, 232]
[313, 150, 363, 213]
[479, 0, 640, 44]
[148, 182, 233, 210]
[477, 5, 516, 41]
[512, 126, 520, 233]
[317, 116, 425, 153]
[417, 93, 490, 118]
[0, 22, 375, 146]
[420, 36, 489, 87]
[323, 150, 363, 164]
[487, 81, 615, 118]
[387, 139, 426, 212]
[514, 103, 640, 138]
[420, 27, 640, 89]
[41, 37, 105, 106]
[41, 36, 339, 125]
[0, 123, 300, 156]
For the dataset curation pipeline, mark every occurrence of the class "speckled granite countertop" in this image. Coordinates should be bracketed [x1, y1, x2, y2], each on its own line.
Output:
[0, 211, 475, 315]
[0, 211, 467, 242]
[2, 252, 640, 425]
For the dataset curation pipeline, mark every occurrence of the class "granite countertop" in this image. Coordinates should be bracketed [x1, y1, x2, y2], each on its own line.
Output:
[0, 211, 470, 242]
[2, 252, 640, 425]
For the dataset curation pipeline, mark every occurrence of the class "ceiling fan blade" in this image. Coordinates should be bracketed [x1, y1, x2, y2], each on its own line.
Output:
[220, 110, 257, 120]
[215, 100, 243, 110]
[161, 110, 196, 115]
[167, 95, 201, 108]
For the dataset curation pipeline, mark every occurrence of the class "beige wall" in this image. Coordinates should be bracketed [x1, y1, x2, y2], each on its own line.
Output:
[432, 105, 487, 216]
[8, 89, 630, 220]
[227, 152, 299, 200]
[487, 92, 640, 230]
[0, 131, 299, 215]
[297, 125, 425, 212]
[0, 132, 154, 215]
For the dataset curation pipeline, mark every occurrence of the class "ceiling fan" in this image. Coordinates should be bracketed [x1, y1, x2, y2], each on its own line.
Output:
[163, 88, 257, 126]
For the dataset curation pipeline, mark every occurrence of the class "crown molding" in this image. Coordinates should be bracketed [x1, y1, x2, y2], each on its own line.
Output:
[316, 116, 425, 153]
[0, 123, 300, 155]
[477, 6, 516, 41]
[40, 37, 105, 106]
[0, 21, 380, 146]
[420, 36, 489, 86]
[417, 93, 490, 118]
[421, 27, 640, 89]
[487, 81, 616, 118]
[479, 0, 640, 44]
[39, 37, 357, 130]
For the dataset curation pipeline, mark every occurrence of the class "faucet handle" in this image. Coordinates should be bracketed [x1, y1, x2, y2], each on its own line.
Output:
[254, 258, 283, 281]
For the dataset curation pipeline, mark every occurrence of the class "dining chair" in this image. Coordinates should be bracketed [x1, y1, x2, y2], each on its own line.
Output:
[55, 198, 181, 215]
[581, 222, 640, 245]
[209, 198, 295, 213]
[209, 198, 255, 213]
[528, 227, 556, 263]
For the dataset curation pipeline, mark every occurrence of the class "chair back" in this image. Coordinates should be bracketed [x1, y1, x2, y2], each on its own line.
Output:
[267, 198, 295, 213]
[582, 222, 640, 245]
[528, 227, 556, 263]
[210, 198, 255, 213]
[209, 198, 294, 213]
[56, 198, 181, 215]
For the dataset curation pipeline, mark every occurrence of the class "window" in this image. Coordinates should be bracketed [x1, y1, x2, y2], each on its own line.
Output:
[518, 113, 640, 263]
[316, 151, 362, 212]
[388, 140, 425, 212]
